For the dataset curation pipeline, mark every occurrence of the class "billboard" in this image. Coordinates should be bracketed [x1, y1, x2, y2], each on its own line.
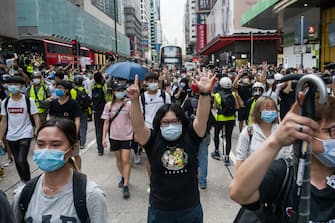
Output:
[197, 24, 207, 53]
[198, 0, 210, 10]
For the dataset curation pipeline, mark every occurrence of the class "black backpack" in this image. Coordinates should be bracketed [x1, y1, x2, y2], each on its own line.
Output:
[233, 158, 293, 223]
[18, 171, 90, 223]
[75, 88, 90, 111]
[140, 90, 167, 118]
[217, 90, 236, 116]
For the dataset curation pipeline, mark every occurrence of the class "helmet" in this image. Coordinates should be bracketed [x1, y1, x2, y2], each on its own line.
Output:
[73, 75, 84, 85]
[219, 77, 232, 89]
[32, 71, 42, 78]
[252, 82, 265, 96]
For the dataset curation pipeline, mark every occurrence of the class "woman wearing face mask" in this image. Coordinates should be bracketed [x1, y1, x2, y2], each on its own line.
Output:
[12, 118, 109, 223]
[263, 71, 280, 107]
[230, 95, 335, 222]
[235, 96, 292, 170]
[128, 74, 216, 223]
[102, 83, 133, 199]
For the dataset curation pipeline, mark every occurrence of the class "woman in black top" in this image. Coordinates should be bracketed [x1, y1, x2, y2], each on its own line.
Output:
[128, 74, 215, 223]
[230, 95, 335, 222]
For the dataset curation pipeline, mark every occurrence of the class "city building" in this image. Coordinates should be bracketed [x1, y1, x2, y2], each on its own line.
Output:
[0, 0, 18, 54]
[199, 0, 280, 67]
[141, 0, 152, 64]
[150, 0, 162, 64]
[124, 0, 143, 61]
[241, 0, 335, 70]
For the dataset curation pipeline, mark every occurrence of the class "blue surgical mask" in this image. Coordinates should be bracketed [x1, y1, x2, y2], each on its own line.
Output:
[148, 83, 158, 91]
[7, 85, 21, 94]
[55, 89, 65, 97]
[180, 82, 186, 88]
[314, 138, 335, 167]
[160, 124, 183, 141]
[261, 110, 277, 123]
[33, 148, 70, 172]
[115, 91, 127, 99]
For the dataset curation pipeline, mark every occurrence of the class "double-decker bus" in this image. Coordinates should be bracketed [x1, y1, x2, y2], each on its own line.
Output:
[160, 45, 182, 69]
[14, 38, 106, 69]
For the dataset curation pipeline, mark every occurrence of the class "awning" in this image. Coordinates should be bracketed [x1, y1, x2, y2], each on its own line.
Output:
[199, 34, 281, 55]
[240, 0, 280, 29]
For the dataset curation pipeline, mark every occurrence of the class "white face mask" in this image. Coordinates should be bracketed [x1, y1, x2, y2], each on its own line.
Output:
[33, 78, 41, 85]
[148, 83, 158, 91]
[267, 79, 275, 85]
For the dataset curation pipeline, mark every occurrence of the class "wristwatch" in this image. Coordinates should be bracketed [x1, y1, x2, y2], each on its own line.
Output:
[199, 91, 211, 96]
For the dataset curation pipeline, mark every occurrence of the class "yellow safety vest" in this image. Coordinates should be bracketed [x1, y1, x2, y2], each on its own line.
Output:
[29, 85, 48, 113]
[214, 91, 236, 122]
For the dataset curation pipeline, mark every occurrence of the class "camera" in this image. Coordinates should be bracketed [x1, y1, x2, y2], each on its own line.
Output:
[322, 73, 335, 84]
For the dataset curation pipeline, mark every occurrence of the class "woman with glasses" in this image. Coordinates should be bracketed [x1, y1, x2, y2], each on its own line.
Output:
[230, 95, 335, 222]
[128, 74, 215, 223]
[235, 96, 292, 170]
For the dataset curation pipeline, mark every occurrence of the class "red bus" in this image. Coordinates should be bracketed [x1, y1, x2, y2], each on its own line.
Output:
[14, 38, 95, 69]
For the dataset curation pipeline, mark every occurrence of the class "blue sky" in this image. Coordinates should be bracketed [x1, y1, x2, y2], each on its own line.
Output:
[160, 0, 187, 47]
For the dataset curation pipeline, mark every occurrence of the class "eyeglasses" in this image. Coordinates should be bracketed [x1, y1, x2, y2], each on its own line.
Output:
[160, 119, 181, 127]
[319, 125, 335, 139]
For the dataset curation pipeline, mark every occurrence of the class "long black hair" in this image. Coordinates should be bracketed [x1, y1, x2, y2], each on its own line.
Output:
[36, 118, 77, 146]
[152, 103, 189, 130]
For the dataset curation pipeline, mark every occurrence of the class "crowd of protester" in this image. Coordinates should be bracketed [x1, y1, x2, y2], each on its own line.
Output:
[0, 48, 335, 222]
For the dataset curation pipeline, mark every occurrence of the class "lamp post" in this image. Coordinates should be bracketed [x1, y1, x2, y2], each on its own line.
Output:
[114, 0, 118, 55]
[250, 31, 254, 67]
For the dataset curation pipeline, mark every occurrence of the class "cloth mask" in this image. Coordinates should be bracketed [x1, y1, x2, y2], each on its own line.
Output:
[148, 83, 158, 91]
[315, 138, 335, 167]
[33, 78, 41, 85]
[267, 79, 275, 85]
[33, 148, 70, 172]
[7, 85, 21, 94]
[160, 124, 183, 141]
[261, 110, 277, 123]
[55, 89, 65, 97]
[115, 91, 127, 99]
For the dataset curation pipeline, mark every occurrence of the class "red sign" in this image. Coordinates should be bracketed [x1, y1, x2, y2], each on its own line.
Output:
[196, 24, 207, 53]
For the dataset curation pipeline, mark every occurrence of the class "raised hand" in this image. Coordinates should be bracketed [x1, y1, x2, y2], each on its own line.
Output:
[127, 74, 140, 101]
[192, 73, 216, 93]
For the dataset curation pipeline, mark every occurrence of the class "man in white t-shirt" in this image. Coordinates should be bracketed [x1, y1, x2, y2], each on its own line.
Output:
[0, 76, 40, 194]
[134, 71, 171, 164]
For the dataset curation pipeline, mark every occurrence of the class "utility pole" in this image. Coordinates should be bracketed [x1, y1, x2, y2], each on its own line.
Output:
[114, 0, 118, 55]
[250, 31, 254, 67]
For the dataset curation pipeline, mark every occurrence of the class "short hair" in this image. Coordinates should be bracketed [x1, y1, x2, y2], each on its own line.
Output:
[55, 80, 72, 90]
[315, 95, 335, 123]
[36, 118, 77, 146]
[55, 71, 65, 80]
[6, 75, 25, 84]
[145, 71, 158, 81]
[252, 96, 278, 124]
[152, 103, 189, 130]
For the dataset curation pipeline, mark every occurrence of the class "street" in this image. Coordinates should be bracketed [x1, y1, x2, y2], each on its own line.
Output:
[0, 121, 241, 223]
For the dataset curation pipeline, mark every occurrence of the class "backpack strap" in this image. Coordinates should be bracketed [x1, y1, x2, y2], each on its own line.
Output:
[73, 171, 90, 223]
[18, 175, 41, 222]
[160, 89, 166, 104]
[140, 92, 146, 118]
[24, 95, 35, 127]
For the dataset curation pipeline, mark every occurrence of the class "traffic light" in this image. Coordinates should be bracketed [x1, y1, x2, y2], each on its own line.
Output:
[71, 39, 80, 56]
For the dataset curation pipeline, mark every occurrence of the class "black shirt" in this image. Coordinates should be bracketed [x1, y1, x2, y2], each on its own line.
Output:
[237, 84, 252, 103]
[245, 159, 335, 222]
[0, 190, 15, 223]
[91, 84, 106, 112]
[48, 98, 81, 121]
[144, 123, 202, 211]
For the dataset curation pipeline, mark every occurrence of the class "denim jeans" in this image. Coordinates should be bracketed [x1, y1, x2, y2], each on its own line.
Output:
[198, 132, 210, 186]
[7, 138, 32, 182]
[94, 111, 104, 153]
[147, 203, 203, 223]
[79, 112, 88, 148]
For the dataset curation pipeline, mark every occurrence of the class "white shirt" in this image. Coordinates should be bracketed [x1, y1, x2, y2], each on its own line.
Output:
[1, 95, 38, 141]
[236, 124, 292, 161]
[139, 90, 171, 129]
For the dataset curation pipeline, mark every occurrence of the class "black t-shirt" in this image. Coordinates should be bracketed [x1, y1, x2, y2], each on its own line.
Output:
[279, 82, 296, 120]
[144, 123, 202, 211]
[245, 159, 335, 222]
[48, 98, 81, 121]
[91, 85, 106, 112]
[237, 84, 252, 103]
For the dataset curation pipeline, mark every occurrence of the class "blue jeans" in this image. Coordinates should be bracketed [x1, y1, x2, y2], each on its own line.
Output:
[93, 111, 104, 153]
[198, 132, 210, 186]
[147, 203, 203, 223]
[79, 112, 88, 148]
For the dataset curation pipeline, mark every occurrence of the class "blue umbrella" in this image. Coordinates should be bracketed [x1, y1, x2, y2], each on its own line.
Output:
[105, 61, 148, 80]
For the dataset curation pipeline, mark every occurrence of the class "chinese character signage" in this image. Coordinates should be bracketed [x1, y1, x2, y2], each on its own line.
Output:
[198, 0, 210, 10]
[197, 24, 207, 53]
